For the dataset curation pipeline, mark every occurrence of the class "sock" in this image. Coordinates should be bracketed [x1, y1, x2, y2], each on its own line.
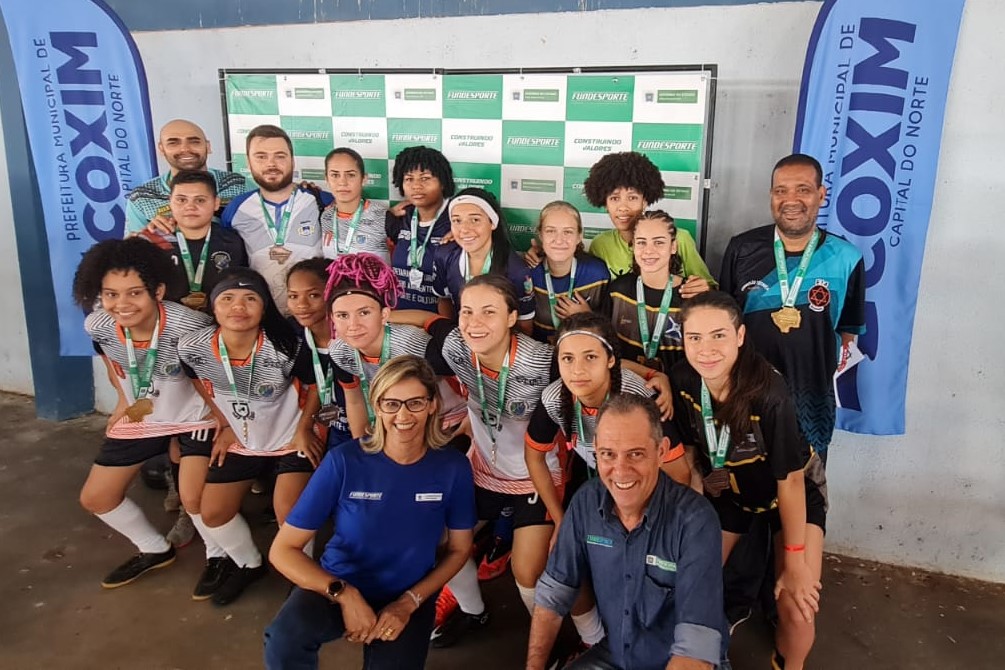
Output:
[447, 558, 485, 615]
[516, 582, 536, 615]
[303, 538, 316, 559]
[572, 607, 604, 645]
[189, 512, 228, 560]
[203, 514, 262, 568]
[96, 498, 171, 554]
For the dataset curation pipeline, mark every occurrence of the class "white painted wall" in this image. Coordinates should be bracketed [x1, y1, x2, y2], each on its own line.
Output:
[1, 0, 1001, 580]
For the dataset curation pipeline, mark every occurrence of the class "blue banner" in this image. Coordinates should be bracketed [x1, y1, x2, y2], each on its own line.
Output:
[0, 0, 156, 355]
[794, 0, 965, 435]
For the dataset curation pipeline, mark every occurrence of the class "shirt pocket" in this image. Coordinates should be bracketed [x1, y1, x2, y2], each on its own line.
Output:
[638, 565, 677, 628]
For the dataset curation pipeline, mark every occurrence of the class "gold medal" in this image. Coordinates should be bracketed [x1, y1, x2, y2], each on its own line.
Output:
[125, 397, 154, 422]
[269, 245, 293, 264]
[771, 306, 802, 333]
[703, 468, 731, 497]
[180, 291, 207, 309]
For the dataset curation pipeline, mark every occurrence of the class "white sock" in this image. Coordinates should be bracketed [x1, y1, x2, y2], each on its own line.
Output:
[517, 582, 536, 615]
[96, 498, 171, 554]
[204, 514, 262, 568]
[572, 607, 605, 645]
[447, 558, 485, 615]
[189, 512, 228, 560]
[303, 538, 316, 559]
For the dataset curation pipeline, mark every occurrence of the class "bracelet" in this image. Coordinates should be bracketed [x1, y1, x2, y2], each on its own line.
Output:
[644, 369, 658, 381]
[784, 544, 805, 553]
[405, 589, 423, 607]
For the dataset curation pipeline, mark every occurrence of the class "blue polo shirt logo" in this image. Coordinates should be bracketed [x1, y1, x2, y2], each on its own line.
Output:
[646, 554, 677, 572]
[586, 534, 613, 548]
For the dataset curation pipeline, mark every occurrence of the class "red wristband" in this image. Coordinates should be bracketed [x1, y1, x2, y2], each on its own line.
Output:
[784, 544, 805, 553]
[644, 369, 657, 381]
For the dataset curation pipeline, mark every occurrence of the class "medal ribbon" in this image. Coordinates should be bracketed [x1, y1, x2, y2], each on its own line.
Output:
[259, 190, 296, 247]
[700, 380, 731, 469]
[334, 201, 365, 255]
[636, 277, 675, 360]
[304, 327, 333, 406]
[407, 202, 446, 267]
[124, 317, 161, 400]
[544, 257, 577, 329]
[176, 228, 212, 292]
[218, 331, 257, 402]
[573, 393, 605, 477]
[463, 250, 493, 281]
[354, 324, 393, 423]
[773, 229, 820, 308]
[474, 338, 513, 462]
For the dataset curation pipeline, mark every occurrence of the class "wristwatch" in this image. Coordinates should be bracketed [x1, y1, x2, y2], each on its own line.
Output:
[326, 579, 346, 601]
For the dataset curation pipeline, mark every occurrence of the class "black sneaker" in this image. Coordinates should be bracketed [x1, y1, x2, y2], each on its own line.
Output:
[192, 557, 236, 601]
[100, 546, 176, 588]
[211, 563, 268, 606]
[430, 609, 490, 648]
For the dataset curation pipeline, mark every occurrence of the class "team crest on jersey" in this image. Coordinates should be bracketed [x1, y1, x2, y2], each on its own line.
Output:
[523, 277, 534, 296]
[164, 363, 182, 377]
[298, 221, 316, 236]
[740, 279, 770, 293]
[211, 251, 232, 270]
[508, 400, 529, 418]
[808, 279, 831, 312]
[231, 400, 253, 420]
[662, 317, 683, 345]
[257, 383, 277, 398]
[356, 234, 368, 245]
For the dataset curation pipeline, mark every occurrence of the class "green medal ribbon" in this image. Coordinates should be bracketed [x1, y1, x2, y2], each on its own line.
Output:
[333, 201, 365, 255]
[124, 317, 161, 399]
[700, 380, 731, 469]
[636, 276, 675, 360]
[217, 332, 256, 400]
[259, 190, 296, 247]
[463, 250, 493, 282]
[407, 206, 439, 267]
[573, 393, 605, 477]
[544, 257, 577, 329]
[474, 340, 512, 464]
[176, 229, 211, 292]
[304, 327, 333, 406]
[354, 324, 393, 424]
[773, 229, 820, 308]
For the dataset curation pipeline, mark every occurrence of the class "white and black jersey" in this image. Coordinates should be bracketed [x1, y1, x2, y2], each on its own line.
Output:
[320, 200, 390, 262]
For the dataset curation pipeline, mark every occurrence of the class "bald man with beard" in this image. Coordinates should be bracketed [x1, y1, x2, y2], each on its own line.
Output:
[125, 119, 248, 234]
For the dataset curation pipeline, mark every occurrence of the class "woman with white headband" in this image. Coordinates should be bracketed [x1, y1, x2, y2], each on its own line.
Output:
[432, 187, 536, 334]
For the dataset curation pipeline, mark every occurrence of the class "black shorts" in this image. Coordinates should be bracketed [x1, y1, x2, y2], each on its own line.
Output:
[95, 435, 170, 467]
[711, 479, 828, 536]
[476, 486, 554, 530]
[178, 430, 215, 458]
[205, 451, 315, 484]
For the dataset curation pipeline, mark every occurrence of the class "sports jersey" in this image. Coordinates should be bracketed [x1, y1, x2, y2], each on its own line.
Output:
[86, 301, 216, 438]
[124, 169, 248, 234]
[588, 227, 715, 284]
[719, 224, 866, 452]
[525, 368, 656, 470]
[289, 321, 352, 445]
[426, 321, 558, 494]
[285, 439, 476, 605]
[140, 224, 249, 306]
[178, 328, 315, 455]
[385, 203, 452, 312]
[320, 200, 390, 262]
[670, 360, 825, 513]
[603, 272, 686, 374]
[221, 187, 331, 311]
[529, 254, 610, 343]
[432, 244, 535, 322]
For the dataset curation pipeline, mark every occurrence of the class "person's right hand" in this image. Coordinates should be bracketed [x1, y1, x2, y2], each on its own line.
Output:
[340, 586, 378, 642]
[549, 517, 563, 552]
[522, 239, 544, 269]
[106, 403, 127, 432]
[388, 200, 410, 217]
[210, 425, 238, 467]
[146, 213, 177, 236]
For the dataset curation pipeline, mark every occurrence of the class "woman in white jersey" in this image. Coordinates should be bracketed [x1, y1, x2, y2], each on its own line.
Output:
[320, 147, 390, 262]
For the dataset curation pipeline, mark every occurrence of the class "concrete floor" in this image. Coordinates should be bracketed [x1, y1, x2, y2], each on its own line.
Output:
[1, 392, 1002, 670]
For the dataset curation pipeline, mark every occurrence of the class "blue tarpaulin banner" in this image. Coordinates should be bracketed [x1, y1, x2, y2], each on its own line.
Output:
[0, 0, 156, 355]
[794, 0, 965, 435]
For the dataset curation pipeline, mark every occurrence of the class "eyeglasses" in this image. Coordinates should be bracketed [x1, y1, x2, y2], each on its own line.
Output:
[377, 396, 432, 413]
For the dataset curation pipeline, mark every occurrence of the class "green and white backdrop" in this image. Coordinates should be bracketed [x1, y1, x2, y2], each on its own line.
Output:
[221, 68, 715, 250]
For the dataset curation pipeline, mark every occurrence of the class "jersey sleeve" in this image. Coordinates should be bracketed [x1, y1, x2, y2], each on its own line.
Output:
[837, 257, 867, 335]
[220, 198, 240, 229]
[717, 236, 741, 300]
[445, 456, 477, 531]
[423, 319, 456, 377]
[432, 247, 451, 298]
[384, 209, 402, 241]
[285, 449, 345, 531]
[762, 381, 812, 479]
[124, 199, 149, 236]
[675, 228, 717, 287]
[525, 401, 561, 452]
[510, 259, 536, 321]
[291, 344, 316, 385]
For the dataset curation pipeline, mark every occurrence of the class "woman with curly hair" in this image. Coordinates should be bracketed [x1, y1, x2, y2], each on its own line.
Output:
[583, 151, 714, 293]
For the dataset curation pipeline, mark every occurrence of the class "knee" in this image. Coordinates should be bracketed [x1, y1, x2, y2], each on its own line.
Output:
[79, 486, 121, 515]
[511, 564, 541, 590]
[200, 505, 233, 528]
[263, 596, 322, 668]
[179, 487, 203, 516]
[777, 593, 816, 635]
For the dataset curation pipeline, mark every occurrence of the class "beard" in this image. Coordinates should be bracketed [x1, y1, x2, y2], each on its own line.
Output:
[252, 167, 294, 193]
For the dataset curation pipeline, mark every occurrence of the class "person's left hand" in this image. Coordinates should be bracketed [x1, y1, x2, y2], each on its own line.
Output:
[522, 239, 544, 269]
[775, 559, 821, 623]
[555, 294, 591, 318]
[645, 372, 673, 420]
[388, 200, 410, 217]
[291, 427, 325, 468]
[678, 275, 711, 299]
[364, 596, 415, 644]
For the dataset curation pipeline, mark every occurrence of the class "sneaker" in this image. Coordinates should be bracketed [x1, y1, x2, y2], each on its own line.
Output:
[163, 471, 180, 512]
[727, 605, 752, 635]
[477, 539, 512, 581]
[101, 546, 176, 588]
[211, 563, 268, 606]
[192, 557, 236, 601]
[165, 509, 196, 548]
[430, 608, 489, 648]
[433, 586, 458, 630]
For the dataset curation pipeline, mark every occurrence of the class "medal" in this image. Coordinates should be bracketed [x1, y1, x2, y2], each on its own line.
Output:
[473, 337, 514, 465]
[261, 191, 296, 264]
[703, 468, 731, 497]
[304, 326, 337, 422]
[408, 267, 424, 289]
[772, 229, 820, 334]
[181, 291, 207, 309]
[700, 379, 732, 496]
[269, 245, 293, 264]
[218, 331, 259, 445]
[354, 324, 393, 424]
[123, 316, 161, 422]
[544, 258, 577, 329]
[636, 276, 675, 361]
[314, 404, 342, 424]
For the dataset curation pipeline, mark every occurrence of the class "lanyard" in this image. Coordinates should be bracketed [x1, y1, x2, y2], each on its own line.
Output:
[124, 317, 161, 399]
[544, 258, 577, 329]
[354, 324, 393, 423]
[473, 338, 513, 463]
[700, 380, 731, 469]
[304, 327, 333, 406]
[636, 276, 675, 360]
[333, 201, 364, 255]
[259, 190, 296, 246]
[773, 229, 820, 308]
[218, 332, 257, 401]
[407, 202, 445, 267]
[573, 394, 605, 477]
[176, 229, 211, 292]
[463, 250, 493, 281]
